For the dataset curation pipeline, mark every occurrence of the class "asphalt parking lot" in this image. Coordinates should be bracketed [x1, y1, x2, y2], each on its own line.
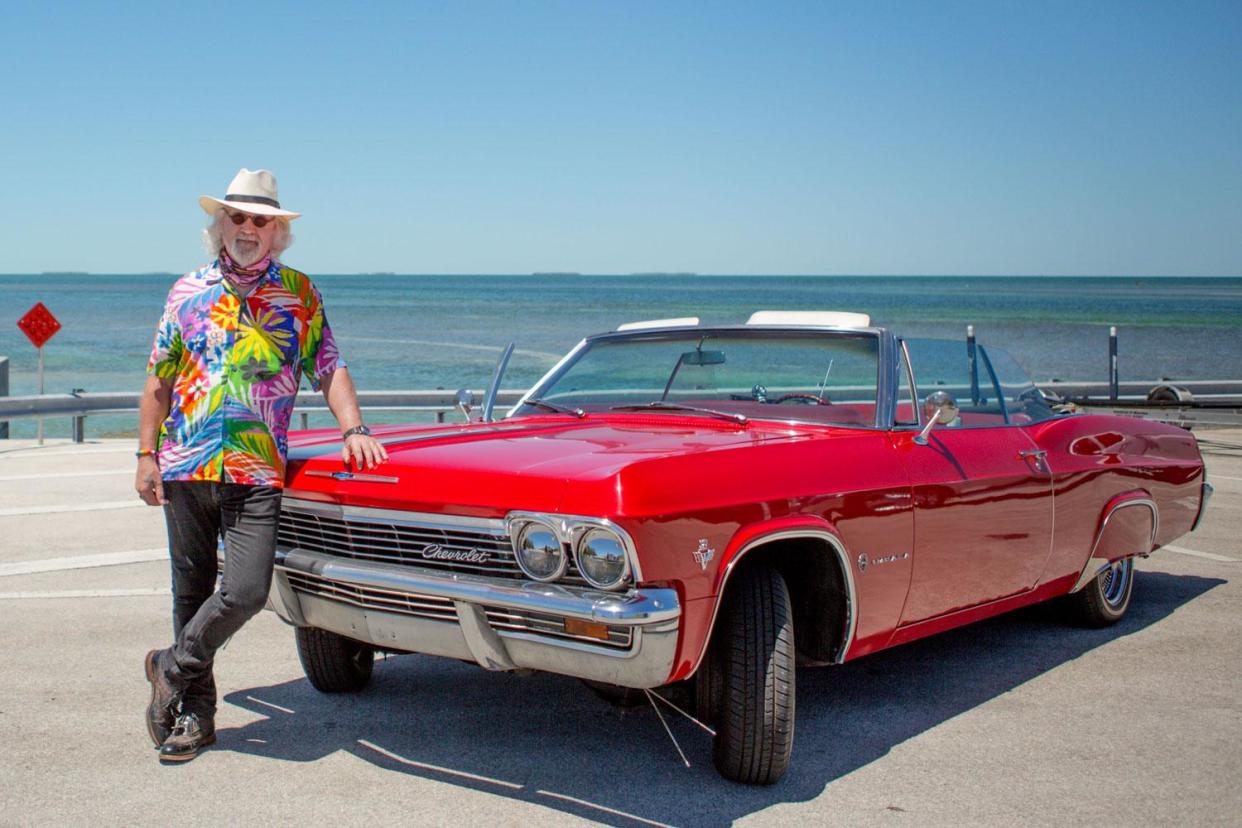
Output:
[1, 432, 1239, 827]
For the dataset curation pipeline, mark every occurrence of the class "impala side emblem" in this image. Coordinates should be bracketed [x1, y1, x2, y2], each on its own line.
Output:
[420, 544, 490, 564]
[693, 539, 715, 570]
[858, 551, 909, 573]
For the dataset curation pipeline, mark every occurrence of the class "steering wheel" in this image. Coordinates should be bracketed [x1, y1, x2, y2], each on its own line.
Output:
[771, 393, 832, 405]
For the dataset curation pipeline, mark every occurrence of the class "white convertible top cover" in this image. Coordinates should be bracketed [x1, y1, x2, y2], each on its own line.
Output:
[617, 317, 700, 331]
[746, 310, 872, 327]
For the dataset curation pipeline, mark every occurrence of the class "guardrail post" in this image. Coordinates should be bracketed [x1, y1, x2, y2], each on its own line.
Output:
[1108, 326, 1119, 402]
[966, 325, 979, 405]
[71, 389, 86, 443]
[300, 412, 308, 430]
[0, 356, 8, 439]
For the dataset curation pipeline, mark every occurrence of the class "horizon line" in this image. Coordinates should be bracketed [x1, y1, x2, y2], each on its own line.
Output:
[2, 271, 1240, 279]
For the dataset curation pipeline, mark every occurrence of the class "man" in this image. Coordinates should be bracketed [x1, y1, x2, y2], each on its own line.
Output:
[136, 168, 387, 762]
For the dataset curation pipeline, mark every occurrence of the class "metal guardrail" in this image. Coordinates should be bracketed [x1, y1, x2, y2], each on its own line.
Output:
[0, 390, 527, 442]
[3, 380, 1241, 441]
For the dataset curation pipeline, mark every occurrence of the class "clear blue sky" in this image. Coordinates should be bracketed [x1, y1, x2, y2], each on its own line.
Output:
[1, 1, 1239, 275]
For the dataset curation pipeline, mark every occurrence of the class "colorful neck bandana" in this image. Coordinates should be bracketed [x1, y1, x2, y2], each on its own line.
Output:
[218, 247, 272, 292]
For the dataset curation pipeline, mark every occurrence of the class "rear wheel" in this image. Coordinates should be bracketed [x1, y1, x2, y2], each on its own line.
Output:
[1066, 558, 1135, 627]
[296, 627, 375, 692]
[699, 564, 795, 785]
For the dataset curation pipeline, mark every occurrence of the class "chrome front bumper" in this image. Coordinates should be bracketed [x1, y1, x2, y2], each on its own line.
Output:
[266, 547, 681, 688]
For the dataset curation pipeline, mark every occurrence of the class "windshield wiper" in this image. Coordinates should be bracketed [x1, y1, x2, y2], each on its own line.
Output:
[524, 398, 588, 419]
[609, 402, 749, 425]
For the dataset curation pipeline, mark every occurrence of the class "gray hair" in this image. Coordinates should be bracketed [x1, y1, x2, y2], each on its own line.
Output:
[202, 209, 294, 259]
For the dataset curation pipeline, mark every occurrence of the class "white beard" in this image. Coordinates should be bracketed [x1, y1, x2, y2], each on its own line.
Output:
[227, 235, 265, 266]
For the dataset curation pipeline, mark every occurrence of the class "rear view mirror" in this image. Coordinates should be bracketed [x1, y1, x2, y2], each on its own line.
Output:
[680, 349, 726, 366]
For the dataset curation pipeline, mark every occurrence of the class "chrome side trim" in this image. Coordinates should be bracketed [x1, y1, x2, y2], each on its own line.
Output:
[1192, 481, 1214, 532]
[281, 497, 507, 534]
[689, 529, 858, 675]
[274, 548, 679, 625]
[1070, 497, 1158, 593]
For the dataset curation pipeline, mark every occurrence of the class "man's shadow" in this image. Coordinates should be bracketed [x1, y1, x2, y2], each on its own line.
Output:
[221, 571, 1222, 827]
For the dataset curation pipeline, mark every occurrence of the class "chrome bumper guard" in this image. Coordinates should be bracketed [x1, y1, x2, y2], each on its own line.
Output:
[266, 547, 681, 688]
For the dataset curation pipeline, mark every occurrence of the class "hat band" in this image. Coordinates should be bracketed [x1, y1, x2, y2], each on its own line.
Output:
[224, 193, 281, 208]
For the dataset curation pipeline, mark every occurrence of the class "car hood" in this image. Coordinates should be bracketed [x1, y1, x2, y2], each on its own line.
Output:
[284, 414, 814, 517]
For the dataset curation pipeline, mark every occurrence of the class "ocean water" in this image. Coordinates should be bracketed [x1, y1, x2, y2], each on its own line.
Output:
[2, 273, 1240, 438]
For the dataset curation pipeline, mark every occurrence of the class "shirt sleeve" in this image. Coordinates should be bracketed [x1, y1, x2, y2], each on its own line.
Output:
[300, 285, 345, 391]
[146, 301, 183, 379]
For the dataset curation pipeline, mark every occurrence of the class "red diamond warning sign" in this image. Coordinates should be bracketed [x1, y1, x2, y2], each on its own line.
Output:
[17, 302, 61, 348]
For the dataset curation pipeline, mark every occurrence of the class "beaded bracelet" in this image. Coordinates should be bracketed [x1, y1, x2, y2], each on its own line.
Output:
[135, 449, 158, 458]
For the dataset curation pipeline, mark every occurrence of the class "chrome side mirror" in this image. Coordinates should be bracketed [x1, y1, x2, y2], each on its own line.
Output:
[454, 388, 476, 421]
[914, 390, 960, 445]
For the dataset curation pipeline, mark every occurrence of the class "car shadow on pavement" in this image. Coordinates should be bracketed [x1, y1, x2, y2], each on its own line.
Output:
[219, 571, 1222, 827]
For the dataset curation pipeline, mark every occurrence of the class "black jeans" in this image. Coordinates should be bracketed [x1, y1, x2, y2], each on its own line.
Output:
[162, 481, 282, 717]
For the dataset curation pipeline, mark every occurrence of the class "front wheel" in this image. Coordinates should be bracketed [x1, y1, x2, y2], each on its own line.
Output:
[1065, 558, 1135, 627]
[296, 627, 375, 692]
[699, 564, 796, 785]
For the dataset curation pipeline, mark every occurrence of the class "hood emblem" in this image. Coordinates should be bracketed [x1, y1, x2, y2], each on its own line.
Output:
[693, 539, 715, 571]
[420, 543, 490, 564]
[306, 470, 400, 483]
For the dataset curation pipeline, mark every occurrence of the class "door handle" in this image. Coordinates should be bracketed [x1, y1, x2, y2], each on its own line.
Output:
[1018, 449, 1047, 459]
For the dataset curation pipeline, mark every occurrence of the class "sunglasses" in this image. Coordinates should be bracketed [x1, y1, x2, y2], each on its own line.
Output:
[225, 210, 275, 228]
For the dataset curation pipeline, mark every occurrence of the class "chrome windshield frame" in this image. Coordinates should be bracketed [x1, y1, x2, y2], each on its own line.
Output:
[509, 324, 891, 429]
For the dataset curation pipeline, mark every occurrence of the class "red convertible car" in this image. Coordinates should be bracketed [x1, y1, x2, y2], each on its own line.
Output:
[270, 312, 1211, 785]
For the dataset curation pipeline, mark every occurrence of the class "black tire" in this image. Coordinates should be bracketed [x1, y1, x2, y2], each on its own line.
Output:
[1066, 558, 1135, 627]
[295, 627, 375, 693]
[701, 564, 796, 785]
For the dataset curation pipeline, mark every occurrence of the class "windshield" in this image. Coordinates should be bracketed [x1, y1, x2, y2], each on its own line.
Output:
[515, 330, 881, 427]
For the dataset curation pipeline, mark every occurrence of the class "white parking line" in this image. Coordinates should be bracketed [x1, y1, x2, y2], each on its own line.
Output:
[246, 695, 296, 715]
[0, 447, 136, 459]
[1210, 474, 1242, 482]
[1162, 544, 1239, 562]
[356, 740, 525, 789]
[0, 549, 166, 577]
[0, 588, 169, 600]
[0, 470, 130, 482]
[0, 500, 148, 517]
[535, 790, 676, 828]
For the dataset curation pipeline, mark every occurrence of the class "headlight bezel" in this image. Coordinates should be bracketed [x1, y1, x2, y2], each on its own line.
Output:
[510, 518, 569, 582]
[505, 512, 640, 591]
[572, 526, 633, 590]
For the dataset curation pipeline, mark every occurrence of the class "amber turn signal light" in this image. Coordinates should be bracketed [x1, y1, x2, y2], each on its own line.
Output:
[563, 618, 610, 641]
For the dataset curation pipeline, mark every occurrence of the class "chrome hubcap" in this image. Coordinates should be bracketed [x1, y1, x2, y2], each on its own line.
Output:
[1100, 558, 1133, 607]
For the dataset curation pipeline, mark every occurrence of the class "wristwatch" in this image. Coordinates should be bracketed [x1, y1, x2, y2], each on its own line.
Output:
[342, 425, 372, 439]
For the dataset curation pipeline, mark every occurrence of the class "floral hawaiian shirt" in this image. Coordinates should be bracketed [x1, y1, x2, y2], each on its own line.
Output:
[147, 259, 344, 487]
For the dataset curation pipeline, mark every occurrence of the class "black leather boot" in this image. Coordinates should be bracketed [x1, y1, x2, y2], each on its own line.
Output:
[144, 648, 181, 747]
[159, 712, 217, 762]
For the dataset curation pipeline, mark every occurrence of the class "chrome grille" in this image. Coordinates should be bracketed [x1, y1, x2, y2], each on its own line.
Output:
[276, 501, 589, 587]
[285, 569, 632, 650]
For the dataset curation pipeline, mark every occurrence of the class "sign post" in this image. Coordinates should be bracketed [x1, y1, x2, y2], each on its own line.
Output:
[17, 303, 62, 445]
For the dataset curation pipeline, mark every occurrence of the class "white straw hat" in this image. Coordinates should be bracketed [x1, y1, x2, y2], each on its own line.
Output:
[199, 168, 301, 219]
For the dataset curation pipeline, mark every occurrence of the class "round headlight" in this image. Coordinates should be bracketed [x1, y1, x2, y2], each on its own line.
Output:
[514, 521, 566, 581]
[575, 528, 630, 590]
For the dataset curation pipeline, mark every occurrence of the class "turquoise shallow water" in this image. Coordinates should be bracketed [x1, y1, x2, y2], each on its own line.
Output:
[2, 273, 1240, 438]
